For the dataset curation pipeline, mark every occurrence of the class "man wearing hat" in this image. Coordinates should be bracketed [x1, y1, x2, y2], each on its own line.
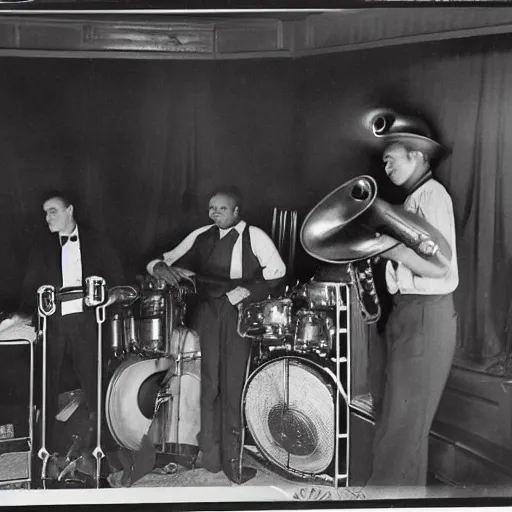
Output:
[367, 123, 459, 487]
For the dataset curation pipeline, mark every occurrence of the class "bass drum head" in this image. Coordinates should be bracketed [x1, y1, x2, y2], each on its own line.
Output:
[244, 357, 334, 475]
[106, 356, 173, 451]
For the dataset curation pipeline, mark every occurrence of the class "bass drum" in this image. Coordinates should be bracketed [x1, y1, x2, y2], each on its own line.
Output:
[243, 356, 335, 476]
[106, 356, 173, 451]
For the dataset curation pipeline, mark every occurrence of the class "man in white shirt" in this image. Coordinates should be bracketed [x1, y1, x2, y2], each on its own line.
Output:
[147, 186, 286, 484]
[22, 191, 125, 474]
[367, 133, 459, 487]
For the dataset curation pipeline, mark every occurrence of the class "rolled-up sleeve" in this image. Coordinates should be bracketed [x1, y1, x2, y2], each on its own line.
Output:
[413, 186, 456, 254]
[146, 225, 213, 276]
[248, 226, 286, 280]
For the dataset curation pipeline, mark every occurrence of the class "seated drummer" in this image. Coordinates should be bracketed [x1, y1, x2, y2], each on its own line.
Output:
[146, 186, 286, 484]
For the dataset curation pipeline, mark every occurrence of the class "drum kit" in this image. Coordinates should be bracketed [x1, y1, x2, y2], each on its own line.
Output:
[33, 273, 201, 488]
[237, 280, 342, 362]
[33, 270, 347, 488]
[104, 274, 202, 468]
[237, 277, 349, 484]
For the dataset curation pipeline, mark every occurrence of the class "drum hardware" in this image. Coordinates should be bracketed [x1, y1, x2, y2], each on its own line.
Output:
[107, 313, 125, 360]
[85, 276, 107, 489]
[163, 286, 176, 357]
[325, 316, 336, 353]
[124, 313, 139, 352]
[294, 305, 329, 356]
[138, 282, 166, 356]
[36, 284, 57, 487]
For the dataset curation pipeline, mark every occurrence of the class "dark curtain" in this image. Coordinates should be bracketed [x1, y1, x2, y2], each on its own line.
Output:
[0, 57, 298, 306]
[2, 34, 512, 367]
[294, 34, 512, 364]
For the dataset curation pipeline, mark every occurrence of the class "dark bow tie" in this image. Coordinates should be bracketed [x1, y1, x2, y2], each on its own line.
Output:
[60, 235, 78, 247]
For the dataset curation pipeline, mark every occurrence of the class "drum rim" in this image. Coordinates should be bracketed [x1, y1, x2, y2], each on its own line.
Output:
[242, 355, 336, 476]
[105, 357, 173, 451]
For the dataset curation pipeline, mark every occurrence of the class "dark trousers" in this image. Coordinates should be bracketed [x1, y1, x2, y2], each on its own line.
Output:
[41, 310, 112, 454]
[190, 296, 252, 474]
[367, 293, 457, 486]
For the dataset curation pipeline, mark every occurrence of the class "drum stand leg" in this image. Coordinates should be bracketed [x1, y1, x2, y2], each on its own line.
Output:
[36, 285, 57, 489]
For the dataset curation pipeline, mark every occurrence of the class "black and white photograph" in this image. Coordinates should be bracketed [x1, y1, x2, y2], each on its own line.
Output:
[0, 4, 511, 508]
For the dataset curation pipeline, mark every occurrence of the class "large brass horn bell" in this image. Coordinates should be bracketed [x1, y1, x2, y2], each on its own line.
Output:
[300, 175, 452, 268]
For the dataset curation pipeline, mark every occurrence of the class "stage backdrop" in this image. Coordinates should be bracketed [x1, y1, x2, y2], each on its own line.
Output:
[1, 34, 512, 366]
[294, 34, 512, 366]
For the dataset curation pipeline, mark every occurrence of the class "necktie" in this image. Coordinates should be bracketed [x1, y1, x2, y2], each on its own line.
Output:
[60, 235, 78, 247]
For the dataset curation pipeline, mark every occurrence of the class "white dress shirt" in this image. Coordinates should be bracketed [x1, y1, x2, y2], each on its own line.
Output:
[385, 179, 459, 295]
[147, 220, 286, 282]
[60, 226, 84, 316]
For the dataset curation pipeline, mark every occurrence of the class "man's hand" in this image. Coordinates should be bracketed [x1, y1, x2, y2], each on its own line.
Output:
[153, 262, 192, 288]
[381, 243, 449, 279]
[226, 286, 251, 306]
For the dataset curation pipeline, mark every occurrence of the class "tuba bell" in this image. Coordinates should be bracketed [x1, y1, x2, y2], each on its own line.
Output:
[301, 175, 451, 268]
[300, 175, 453, 323]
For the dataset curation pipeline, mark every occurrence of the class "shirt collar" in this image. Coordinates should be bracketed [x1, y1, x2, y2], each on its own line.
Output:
[218, 220, 246, 237]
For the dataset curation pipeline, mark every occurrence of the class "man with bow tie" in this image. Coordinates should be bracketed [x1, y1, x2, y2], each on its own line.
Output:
[21, 191, 125, 468]
[146, 186, 286, 484]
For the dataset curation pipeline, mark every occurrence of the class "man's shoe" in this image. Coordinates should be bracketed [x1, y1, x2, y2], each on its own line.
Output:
[194, 450, 221, 473]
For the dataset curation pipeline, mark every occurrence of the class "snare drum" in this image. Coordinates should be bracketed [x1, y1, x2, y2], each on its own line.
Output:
[238, 298, 293, 341]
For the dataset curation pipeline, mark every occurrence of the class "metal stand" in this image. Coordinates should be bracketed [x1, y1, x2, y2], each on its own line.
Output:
[36, 285, 57, 487]
[0, 337, 36, 488]
[333, 282, 350, 488]
[85, 276, 108, 489]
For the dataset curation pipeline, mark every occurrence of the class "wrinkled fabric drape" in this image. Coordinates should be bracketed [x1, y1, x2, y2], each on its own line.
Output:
[295, 36, 512, 363]
[1, 35, 512, 366]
